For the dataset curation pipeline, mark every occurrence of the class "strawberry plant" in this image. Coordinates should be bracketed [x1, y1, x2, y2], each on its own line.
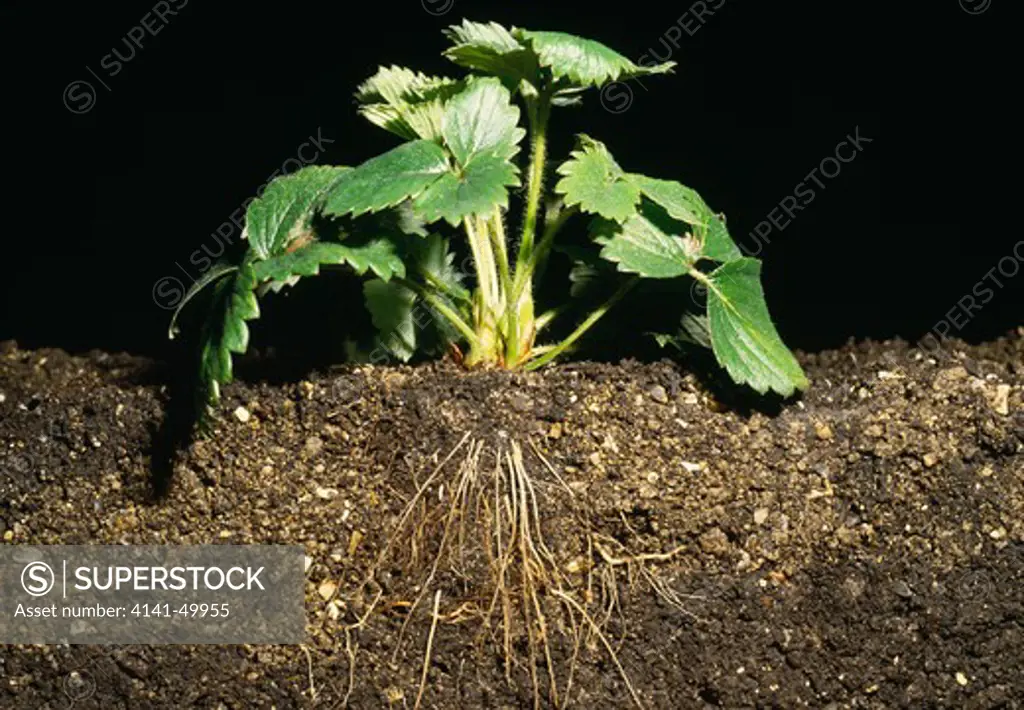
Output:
[169, 19, 808, 424]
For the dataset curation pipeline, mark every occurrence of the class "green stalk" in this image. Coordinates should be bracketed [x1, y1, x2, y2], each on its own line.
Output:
[489, 208, 512, 311]
[465, 217, 499, 309]
[395, 278, 480, 350]
[523, 276, 639, 371]
[514, 92, 552, 271]
[527, 204, 578, 284]
[464, 216, 503, 365]
[507, 91, 553, 366]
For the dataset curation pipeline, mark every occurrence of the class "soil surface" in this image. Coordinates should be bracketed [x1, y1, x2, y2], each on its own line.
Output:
[1, 331, 1022, 709]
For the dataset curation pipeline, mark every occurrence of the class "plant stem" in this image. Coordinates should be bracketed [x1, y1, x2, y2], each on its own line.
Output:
[465, 217, 499, 310]
[523, 276, 639, 371]
[490, 208, 513, 322]
[515, 92, 552, 271]
[534, 307, 563, 333]
[527, 204, 578, 284]
[506, 91, 553, 366]
[396, 278, 480, 351]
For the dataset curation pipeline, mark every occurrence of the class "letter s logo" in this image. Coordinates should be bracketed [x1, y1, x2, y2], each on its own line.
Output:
[22, 561, 55, 597]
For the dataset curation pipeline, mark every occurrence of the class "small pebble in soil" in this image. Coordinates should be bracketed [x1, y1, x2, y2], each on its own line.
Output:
[956, 672, 969, 686]
[815, 422, 834, 441]
[318, 580, 337, 600]
[233, 406, 251, 423]
[648, 385, 669, 404]
[754, 508, 769, 525]
[990, 384, 1011, 415]
[303, 437, 324, 458]
[315, 486, 339, 500]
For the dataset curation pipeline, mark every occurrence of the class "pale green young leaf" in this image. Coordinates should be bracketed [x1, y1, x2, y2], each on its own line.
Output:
[514, 29, 675, 88]
[364, 280, 418, 361]
[246, 166, 350, 260]
[355, 66, 461, 142]
[555, 135, 640, 221]
[442, 76, 525, 165]
[705, 258, 809, 396]
[322, 140, 450, 218]
[355, 65, 458, 105]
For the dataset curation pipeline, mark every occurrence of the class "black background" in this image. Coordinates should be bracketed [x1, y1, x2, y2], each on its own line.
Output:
[1, 1, 1017, 363]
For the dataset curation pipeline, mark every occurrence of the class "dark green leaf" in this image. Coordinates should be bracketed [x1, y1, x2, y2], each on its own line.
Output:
[593, 212, 697, 279]
[251, 240, 405, 284]
[246, 166, 350, 259]
[168, 261, 238, 339]
[705, 258, 808, 396]
[323, 140, 450, 218]
[364, 280, 418, 361]
[514, 29, 675, 88]
[196, 262, 260, 420]
[413, 153, 518, 226]
[652, 311, 713, 351]
[627, 174, 742, 263]
[555, 135, 640, 221]
[443, 20, 539, 88]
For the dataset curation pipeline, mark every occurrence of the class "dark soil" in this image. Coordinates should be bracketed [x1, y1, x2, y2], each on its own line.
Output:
[1, 331, 1022, 709]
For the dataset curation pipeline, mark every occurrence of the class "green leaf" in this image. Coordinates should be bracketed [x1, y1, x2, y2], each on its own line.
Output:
[355, 66, 461, 142]
[246, 166, 350, 260]
[703, 214, 743, 263]
[404, 233, 470, 303]
[592, 212, 696, 279]
[443, 20, 538, 88]
[364, 280, 418, 361]
[323, 140, 450, 218]
[355, 65, 458, 105]
[555, 136, 640, 221]
[414, 153, 518, 226]
[627, 174, 743, 263]
[626, 174, 712, 226]
[197, 261, 260, 418]
[557, 243, 615, 299]
[442, 76, 525, 165]
[704, 258, 808, 396]
[514, 29, 675, 88]
[251, 239, 405, 284]
[412, 77, 525, 225]
[168, 261, 238, 339]
[402, 234, 470, 351]
[652, 312, 713, 351]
